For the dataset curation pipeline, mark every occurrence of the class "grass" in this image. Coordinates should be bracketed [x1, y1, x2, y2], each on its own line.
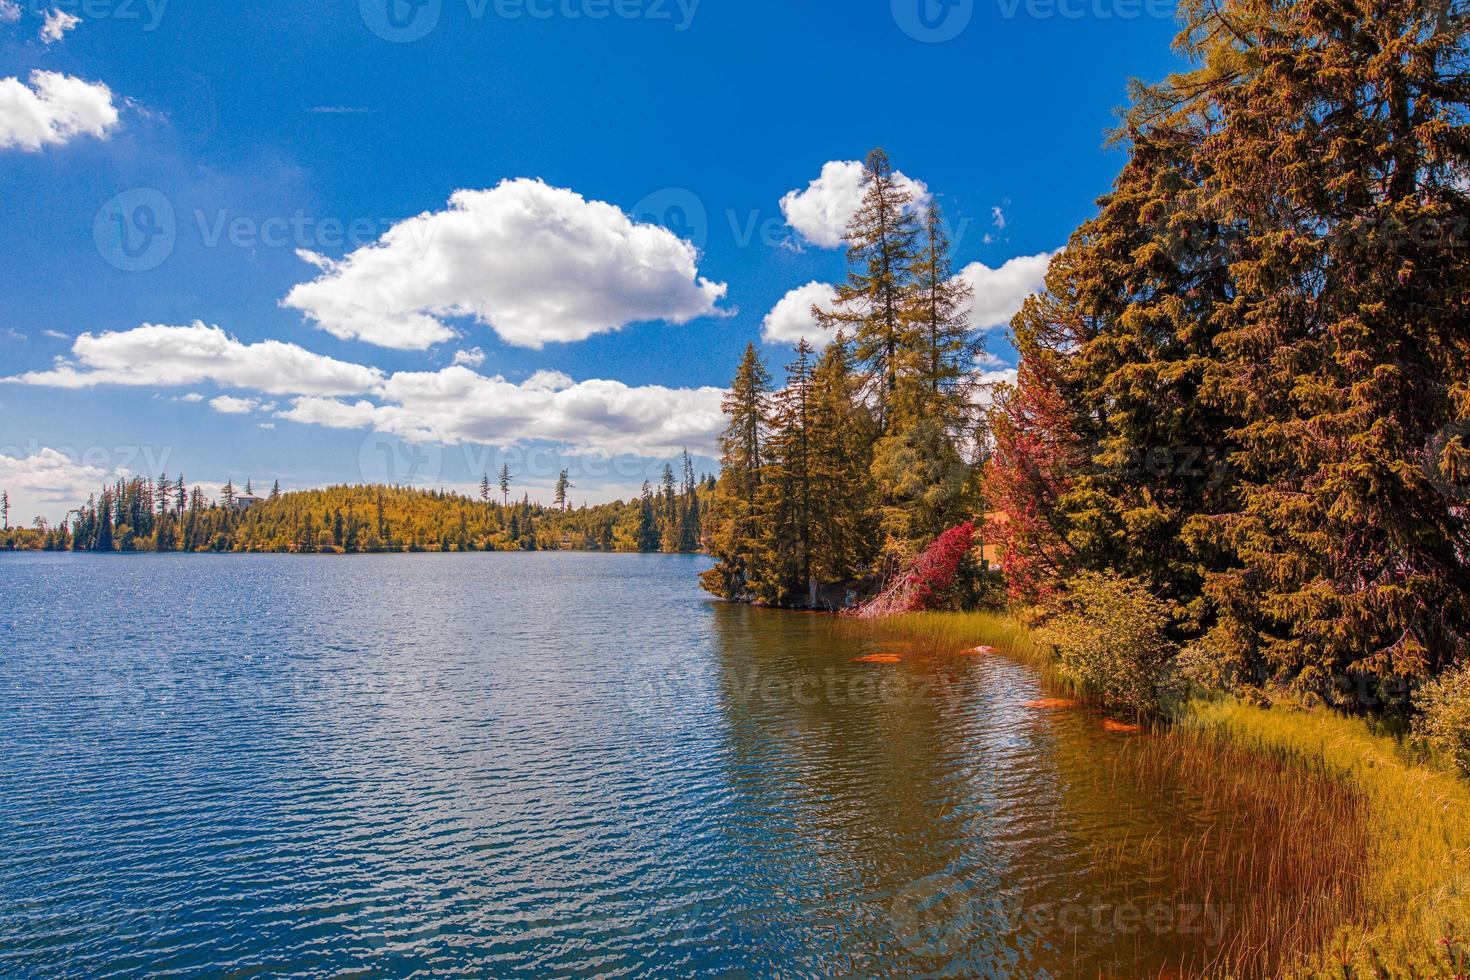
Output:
[878, 610, 1470, 979]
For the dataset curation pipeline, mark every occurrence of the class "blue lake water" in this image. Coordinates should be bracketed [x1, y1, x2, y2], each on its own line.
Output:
[1, 552, 1246, 977]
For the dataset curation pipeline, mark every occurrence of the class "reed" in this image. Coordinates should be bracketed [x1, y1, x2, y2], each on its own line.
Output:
[879, 610, 1470, 978]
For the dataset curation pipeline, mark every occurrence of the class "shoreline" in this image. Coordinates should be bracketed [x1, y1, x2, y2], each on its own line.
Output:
[879, 610, 1470, 977]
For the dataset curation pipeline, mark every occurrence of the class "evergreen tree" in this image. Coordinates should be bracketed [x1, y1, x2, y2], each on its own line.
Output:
[1170, 0, 1470, 699]
[807, 335, 879, 587]
[813, 147, 921, 430]
[752, 341, 817, 605]
[499, 464, 511, 508]
[904, 200, 980, 433]
[701, 343, 771, 600]
[94, 492, 113, 552]
[637, 481, 661, 552]
[554, 469, 572, 512]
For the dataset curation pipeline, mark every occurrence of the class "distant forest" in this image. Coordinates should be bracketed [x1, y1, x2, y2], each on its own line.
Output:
[0, 457, 711, 554]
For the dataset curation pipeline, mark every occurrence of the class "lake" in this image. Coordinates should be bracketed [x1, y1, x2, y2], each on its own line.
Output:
[1, 552, 1242, 977]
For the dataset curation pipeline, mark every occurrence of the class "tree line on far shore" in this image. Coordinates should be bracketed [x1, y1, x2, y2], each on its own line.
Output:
[0, 457, 712, 555]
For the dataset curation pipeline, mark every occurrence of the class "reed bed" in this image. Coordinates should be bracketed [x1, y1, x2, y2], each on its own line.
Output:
[877, 610, 1470, 978]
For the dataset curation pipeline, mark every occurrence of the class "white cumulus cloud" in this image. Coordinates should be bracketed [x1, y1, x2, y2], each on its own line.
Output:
[761, 281, 843, 348]
[0, 447, 119, 526]
[282, 178, 729, 351]
[209, 395, 259, 415]
[451, 347, 486, 368]
[958, 252, 1054, 330]
[780, 160, 930, 249]
[5, 322, 385, 396]
[40, 8, 79, 43]
[0, 71, 119, 152]
[279, 366, 727, 457]
[0, 1, 21, 24]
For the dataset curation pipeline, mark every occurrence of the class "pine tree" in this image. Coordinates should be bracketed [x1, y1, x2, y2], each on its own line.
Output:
[498, 464, 511, 508]
[270, 480, 281, 501]
[808, 335, 879, 588]
[94, 491, 113, 552]
[637, 481, 661, 552]
[1171, 0, 1470, 700]
[1, 490, 7, 531]
[813, 147, 921, 430]
[555, 469, 572, 512]
[904, 200, 980, 433]
[752, 340, 817, 606]
[701, 343, 771, 600]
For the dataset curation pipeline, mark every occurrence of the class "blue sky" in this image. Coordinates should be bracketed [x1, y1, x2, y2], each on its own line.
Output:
[0, 0, 1181, 523]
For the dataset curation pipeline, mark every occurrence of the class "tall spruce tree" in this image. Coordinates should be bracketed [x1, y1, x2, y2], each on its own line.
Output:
[701, 343, 771, 600]
[752, 341, 817, 606]
[1143, 0, 1470, 702]
[807, 335, 879, 589]
[813, 148, 921, 430]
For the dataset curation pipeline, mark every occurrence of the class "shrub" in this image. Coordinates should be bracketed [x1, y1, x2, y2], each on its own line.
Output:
[1413, 661, 1470, 779]
[1039, 571, 1179, 717]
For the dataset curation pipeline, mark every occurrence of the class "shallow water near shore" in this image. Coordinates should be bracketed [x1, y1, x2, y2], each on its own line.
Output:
[1, 551, 1323, 976]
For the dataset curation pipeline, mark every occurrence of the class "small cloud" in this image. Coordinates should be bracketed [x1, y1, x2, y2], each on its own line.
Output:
[452, 347, 486, 368]
[258, 422, 275, 430]
[0, 71, 120, 152]
[40, 8, 79, 43]
[309, 105, 370, 115]
[991, 206, 1007, 230]
[0, 1, 21, 24]
[975, 350, 1011, 369]
[42, 329, 68, 340]
[5, 328, 27, 341]
[179, 392, 204, 403]
[210, 395, 260, 415]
